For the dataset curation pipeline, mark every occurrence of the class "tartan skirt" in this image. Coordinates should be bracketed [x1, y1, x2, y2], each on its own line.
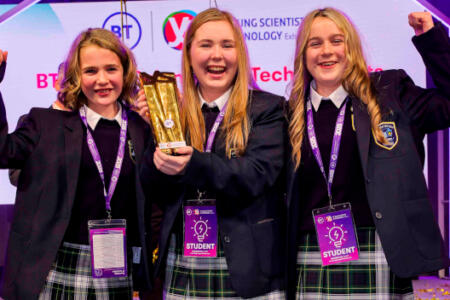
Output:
[295, 227, 414, 299]
[39, 242, 133, 300]
[164, 231, 285, 299]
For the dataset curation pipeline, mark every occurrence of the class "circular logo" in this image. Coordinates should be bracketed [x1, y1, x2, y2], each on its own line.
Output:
[186, 208, 192, 216]
[103, 12, 142, 49]
[162, 10, 196, 50]
[164, 119, 175, 129]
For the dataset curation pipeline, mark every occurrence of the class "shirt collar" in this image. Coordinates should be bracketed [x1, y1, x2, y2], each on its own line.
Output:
[309, 80, 348, 112]
[83, 102, 122, 130]
[198, 87, 233, 111]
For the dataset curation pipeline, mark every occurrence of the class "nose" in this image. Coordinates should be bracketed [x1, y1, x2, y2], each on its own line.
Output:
[321, 41, 333, 56]
[211, 45, 223, 60]
[97, 70, 108, 84]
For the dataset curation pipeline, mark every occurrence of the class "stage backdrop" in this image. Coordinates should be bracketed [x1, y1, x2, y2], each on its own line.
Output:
[0, 0, 443, 204]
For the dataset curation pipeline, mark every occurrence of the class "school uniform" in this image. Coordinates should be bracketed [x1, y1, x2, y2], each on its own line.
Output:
[286, 23, 450, 300]
[0, 96, 155, 299]
[141, 89, 287, 299]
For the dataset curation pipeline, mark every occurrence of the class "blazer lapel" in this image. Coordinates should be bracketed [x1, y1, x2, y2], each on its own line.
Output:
[353, 99, 370, 178]
[64, 113, 83, 212]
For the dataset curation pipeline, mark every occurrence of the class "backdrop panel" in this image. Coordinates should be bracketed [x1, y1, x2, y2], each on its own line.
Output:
[0, 0, 439, 204]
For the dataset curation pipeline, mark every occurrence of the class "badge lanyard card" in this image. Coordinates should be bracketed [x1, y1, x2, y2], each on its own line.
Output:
[80, 106, 129, 278]
[88, 219, 128, 278]
[306, 99, 359, 266]
[183, 197, 218, 257]
[182, 101, 229, 258]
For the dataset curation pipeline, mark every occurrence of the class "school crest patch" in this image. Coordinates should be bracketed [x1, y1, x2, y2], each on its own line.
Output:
[373, 122, 398, 150]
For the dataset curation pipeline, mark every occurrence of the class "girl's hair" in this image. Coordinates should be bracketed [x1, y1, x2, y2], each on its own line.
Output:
[289, 7, 385, 169]
[61, 28, 138, 110]
[180, 8, 256, 157]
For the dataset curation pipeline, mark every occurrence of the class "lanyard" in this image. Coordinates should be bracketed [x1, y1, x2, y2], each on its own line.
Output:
[204, 101, 229, 153]
[79, 106, 128, 218]
[306, 98, 347, 206]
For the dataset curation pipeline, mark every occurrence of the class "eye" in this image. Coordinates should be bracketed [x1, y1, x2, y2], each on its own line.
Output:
[223, 42, 235, 49]
[83, 68, 96, 74]
[199, 42, 211, 48]
[107, 66, 118, 72]
[308, 40, 321, 47]
[332, 39, 344, 44]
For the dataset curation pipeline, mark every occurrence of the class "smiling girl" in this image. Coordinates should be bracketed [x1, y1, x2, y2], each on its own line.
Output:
[286, 8, 450, 300]
[139, 8, 286, 300]
[0, 28, 154, 299]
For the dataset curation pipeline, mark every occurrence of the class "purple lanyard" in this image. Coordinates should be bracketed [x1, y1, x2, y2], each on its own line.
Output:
[79, 106, 128, 218]
[306, 98, 347, 206]
[204, 101, 229, 153]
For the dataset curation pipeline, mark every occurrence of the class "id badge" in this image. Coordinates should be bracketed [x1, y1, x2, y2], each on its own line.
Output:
[312, 203, 359, 266]
[88, 219, 127, 278]
[183, 199, 218, 257]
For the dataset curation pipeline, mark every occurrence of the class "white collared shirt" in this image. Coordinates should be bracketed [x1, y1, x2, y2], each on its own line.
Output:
[309, 80, 348, 112]
[198, 87, 233, 111]
[83, 103, 123, 130]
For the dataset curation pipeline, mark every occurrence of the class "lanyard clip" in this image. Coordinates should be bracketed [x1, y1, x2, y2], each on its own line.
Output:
[106, 210, 112, 222]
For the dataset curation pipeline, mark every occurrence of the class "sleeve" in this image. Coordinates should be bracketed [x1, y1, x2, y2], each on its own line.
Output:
[8, 114, 28, 186]
[398, 22, 450, 133]
[0, 94, 40, 169]
[181, 95, 286, 200]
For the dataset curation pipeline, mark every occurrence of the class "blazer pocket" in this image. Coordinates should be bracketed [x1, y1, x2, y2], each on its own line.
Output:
[250, 219, 282, 277]
[403, 198, 443, 260]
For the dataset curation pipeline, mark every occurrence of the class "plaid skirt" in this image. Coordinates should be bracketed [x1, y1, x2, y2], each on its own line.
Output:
[296, 227, 414, 300]
[39, 242, 133, 300]
[164, 231, 285, 299]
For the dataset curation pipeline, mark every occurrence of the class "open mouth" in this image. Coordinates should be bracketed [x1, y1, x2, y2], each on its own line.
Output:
[319, 61, 337, 67]
[96, 88, 112, 96]
[207, 66, 226, 74]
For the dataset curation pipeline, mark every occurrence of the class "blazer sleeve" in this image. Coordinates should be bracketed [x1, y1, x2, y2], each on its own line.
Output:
[0, 92, 40, 169]
[181, 94, 286, 200]
[398, 22, 450, 133]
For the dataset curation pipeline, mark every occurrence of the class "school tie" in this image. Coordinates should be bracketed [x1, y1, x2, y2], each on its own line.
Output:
[202, 104, 220, 138]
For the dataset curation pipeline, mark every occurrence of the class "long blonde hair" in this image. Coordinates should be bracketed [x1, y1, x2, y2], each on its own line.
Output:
[180, 8, 255, 157]
[61, 28, 138, 110]
[289, 7, 385, 169]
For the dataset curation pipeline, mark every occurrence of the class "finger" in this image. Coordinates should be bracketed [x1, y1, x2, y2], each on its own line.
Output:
[174, 146, 193, 156]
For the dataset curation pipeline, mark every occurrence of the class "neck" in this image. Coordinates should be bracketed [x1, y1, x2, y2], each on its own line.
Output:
[316, 83, 340, 98]
[87, 102, 119, 119]
[199, 87, 225, 103]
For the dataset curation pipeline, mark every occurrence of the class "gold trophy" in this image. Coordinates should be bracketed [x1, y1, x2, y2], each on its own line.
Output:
[139, 71, 185, 155]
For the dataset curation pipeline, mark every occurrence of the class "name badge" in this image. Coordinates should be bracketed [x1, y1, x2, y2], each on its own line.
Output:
[88, 219, 127, 278]
[183, 199, 218, 257]
[312, 203, 359, 266]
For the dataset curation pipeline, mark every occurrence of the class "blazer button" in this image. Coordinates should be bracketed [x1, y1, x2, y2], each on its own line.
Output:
[375, 211, 382, 219]
[223, 236, 231, 243]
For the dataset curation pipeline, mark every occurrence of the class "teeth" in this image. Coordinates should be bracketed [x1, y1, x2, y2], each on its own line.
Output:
[208, 66, 225, 73]
[321, 62, 335, 66]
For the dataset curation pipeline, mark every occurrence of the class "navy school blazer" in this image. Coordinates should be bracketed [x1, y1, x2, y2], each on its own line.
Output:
[286, 22, 450, 300]
[0, 95, 155, 299]
[141, 90, 287, 298]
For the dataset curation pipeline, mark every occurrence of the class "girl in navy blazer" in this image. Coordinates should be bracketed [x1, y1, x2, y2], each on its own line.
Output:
[139, 8, 286, 299]
[286, 8, 450, 300]
[0, 28, 154, 299]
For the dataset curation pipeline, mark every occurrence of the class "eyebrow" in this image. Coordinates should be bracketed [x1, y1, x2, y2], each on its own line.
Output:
[308, 33, 345, 41]
[196, 38, 235, 43]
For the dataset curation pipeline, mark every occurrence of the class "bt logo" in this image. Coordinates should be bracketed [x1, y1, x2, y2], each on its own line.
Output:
[103, 12, 142, 49]
[162, 10, 196, 50]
